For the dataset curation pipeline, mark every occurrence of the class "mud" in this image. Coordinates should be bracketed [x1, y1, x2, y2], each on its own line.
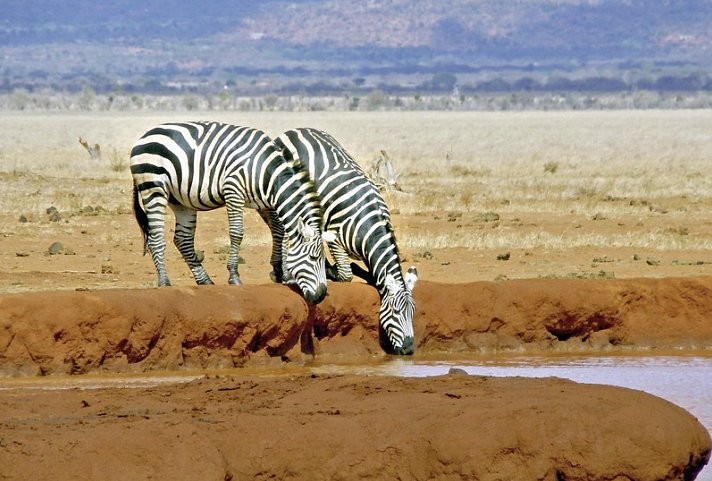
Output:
[1, 278, 712, 376]
[0, 372, 710, 481]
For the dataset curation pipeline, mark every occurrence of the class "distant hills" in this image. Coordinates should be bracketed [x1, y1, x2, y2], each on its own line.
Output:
[1, 0, 711, 96]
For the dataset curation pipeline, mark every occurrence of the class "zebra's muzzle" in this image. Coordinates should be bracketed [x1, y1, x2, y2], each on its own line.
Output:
[393, 336, 415, 356]
[304, 283, 327, 305]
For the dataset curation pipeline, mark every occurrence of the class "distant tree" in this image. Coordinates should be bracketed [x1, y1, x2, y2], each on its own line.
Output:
[131, 95, 144, 109]
[349, 96, 360, 111]
[9, 89, 30, 110]
[263, 94, 278, 110]
[182, 95, 199, 111]
[218, 89, 232, 109]
[78, 86, 95, 110]
[365, 89, 387, 110]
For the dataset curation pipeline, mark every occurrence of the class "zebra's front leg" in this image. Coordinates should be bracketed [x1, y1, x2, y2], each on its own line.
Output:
[258, 209, 285, 283]
[171, 205, 213, 285]
[225, 195, 246, 285]
[326, 241, 354, 282]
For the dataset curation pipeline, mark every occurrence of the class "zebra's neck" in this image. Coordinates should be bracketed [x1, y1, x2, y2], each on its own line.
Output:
[267, 159, 322, 234]
[361, 232, 405, 296]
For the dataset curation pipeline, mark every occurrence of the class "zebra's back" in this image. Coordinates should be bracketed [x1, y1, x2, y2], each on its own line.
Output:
[130, 121, 273, 211]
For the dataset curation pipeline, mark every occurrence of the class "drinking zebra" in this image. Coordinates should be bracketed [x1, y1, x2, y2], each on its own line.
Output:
[271, 128, 418, 355]
[130, 121, 333, 304]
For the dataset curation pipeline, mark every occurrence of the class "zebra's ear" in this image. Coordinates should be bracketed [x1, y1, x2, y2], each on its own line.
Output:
[404, 266, 418, 292]
[385, 274, 399, 294]
[297, 218, 316, 239]
[322, 230, 337, 243]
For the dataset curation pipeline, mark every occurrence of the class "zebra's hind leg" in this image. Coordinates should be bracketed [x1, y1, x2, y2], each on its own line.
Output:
[141, 193, 172, 287]
[171, 204, 213, 285]
[225, 193, 246, 285]
[147, 232, 171, 287]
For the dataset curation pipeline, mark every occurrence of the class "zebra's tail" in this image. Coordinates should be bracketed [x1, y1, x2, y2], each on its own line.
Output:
[132, 183, 149, 256]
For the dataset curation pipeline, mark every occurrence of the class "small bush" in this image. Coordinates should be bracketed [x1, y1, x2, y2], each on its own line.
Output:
[543, 161, 559, 174]
[108, 147, 128, 173]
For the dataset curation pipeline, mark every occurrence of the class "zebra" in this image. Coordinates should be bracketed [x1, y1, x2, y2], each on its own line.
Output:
[270, 127, 418, 355]
[130, 121, 334, 304]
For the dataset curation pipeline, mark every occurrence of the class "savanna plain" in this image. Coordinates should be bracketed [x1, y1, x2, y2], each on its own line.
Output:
[2, 109, 712, 290]
[1, 110, 711, 481]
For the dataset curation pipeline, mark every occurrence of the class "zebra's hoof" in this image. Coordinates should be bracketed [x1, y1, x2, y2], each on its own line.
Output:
[228, 277, 243, 286]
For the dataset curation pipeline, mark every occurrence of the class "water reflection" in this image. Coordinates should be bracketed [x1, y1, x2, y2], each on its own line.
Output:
[0, 373, 201, 391]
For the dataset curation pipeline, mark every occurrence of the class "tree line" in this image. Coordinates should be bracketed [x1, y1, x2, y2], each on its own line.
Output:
[3, 87, 712, 112]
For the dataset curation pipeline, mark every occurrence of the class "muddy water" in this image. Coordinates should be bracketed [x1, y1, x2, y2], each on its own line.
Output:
[1, 354, 710, 480]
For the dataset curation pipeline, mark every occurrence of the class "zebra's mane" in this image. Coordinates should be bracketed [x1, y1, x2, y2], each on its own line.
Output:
[279, 149, 326, 226]
[382, 215, 401, 262]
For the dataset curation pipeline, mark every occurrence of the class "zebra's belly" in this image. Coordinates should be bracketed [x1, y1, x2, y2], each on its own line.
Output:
[168, 186, 225, 211]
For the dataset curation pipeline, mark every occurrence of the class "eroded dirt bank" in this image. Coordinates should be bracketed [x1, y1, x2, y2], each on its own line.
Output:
[1, 277, 712, 375]
[0, 373, 710, 481]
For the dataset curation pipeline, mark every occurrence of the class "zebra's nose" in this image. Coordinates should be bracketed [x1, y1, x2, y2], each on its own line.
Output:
[305, 283, 327, 305]
[394, 336, 415, 356]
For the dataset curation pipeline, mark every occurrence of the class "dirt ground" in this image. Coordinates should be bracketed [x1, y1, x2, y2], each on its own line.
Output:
[3, 197, 712, 293]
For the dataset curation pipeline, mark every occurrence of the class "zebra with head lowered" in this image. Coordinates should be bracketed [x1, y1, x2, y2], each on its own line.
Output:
[270, 128, 418, 355]
[130, 121, 333, 304]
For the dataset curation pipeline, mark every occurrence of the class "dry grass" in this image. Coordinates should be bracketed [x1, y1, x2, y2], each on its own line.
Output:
[404, 229, 712, 251]
[1, 110, 711, 253]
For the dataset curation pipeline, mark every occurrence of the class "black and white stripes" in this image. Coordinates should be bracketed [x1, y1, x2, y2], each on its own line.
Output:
[274, 128, 418, 354]
[130, 121, 329, 304]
